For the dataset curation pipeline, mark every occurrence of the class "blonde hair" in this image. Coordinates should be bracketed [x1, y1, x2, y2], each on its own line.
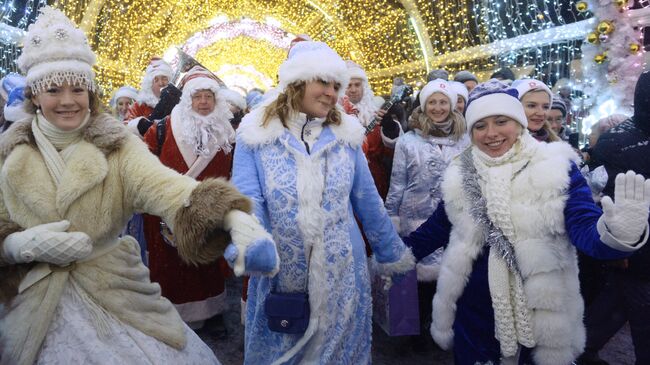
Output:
[408, 106, 466, 140]
[541, 121, 560, 142]
[262, 81, 341, 127]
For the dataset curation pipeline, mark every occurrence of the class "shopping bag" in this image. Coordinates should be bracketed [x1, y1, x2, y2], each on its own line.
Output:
[371, 268, 420, 336]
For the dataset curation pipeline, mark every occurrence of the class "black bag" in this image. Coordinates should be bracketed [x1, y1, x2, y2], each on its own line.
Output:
[265, 291, 310, 334]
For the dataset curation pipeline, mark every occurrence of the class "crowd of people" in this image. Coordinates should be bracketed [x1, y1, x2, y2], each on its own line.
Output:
[0, 6, 648, 365]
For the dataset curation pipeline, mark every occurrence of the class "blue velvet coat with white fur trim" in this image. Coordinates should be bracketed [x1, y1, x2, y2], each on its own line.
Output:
[232, 108, 413, 365]
[404, 142, 630, 365]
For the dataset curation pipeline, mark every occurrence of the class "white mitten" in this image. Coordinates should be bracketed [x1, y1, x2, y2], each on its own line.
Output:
[223, 210, 279, 276]
[600, 171, 650, 244]
[3, 220, 93, 266]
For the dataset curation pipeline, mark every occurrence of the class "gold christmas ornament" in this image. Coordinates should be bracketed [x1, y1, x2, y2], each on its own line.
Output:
[630, 43, 641, 54]
[597, 21, 615, 35]
[594, 54, 606, 64]
[587, 32, 599, 44]
[576, 1, 589, 12]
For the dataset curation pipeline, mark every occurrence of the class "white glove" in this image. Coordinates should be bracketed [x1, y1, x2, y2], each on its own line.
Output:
[601, 171, 650, 244]
[2, 220, 93, 266]
[223, 210, 279, 276]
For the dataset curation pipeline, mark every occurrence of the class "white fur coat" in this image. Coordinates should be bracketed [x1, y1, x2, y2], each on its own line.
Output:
[431, 141, 585, 365]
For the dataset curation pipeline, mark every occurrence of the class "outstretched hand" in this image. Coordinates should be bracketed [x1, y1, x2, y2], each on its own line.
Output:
[601, 171, 650, 244]
[223, 210, 279, 276]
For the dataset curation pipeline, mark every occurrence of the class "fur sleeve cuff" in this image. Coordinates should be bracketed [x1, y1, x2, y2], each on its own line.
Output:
[597, 216, 649, 252]
[173, 178, 252, 265]
[0, 220, 33, 305]
[371, 248, 415, 276]
[0, 220, 24, 266]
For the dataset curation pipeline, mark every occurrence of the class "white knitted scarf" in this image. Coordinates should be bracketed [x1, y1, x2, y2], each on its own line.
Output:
[32, 111, 90, 186]
[471, 133, 538, 359]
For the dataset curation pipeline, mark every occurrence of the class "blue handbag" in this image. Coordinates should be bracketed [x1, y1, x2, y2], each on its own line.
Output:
[264, 291, 310, 334]
[265, 245, 312, 334]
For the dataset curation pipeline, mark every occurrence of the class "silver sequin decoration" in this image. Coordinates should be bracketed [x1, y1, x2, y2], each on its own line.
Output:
[460, 149, 520, 274]
[31, 36, 41, 46]
[54, 28, 68, 40]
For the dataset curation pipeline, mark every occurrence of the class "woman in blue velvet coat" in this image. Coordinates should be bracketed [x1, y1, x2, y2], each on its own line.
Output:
[231, 41, 414, 365]
[404, 80, 650, 365]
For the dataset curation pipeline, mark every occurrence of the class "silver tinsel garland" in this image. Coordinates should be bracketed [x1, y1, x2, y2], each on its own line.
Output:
[459, 149, 520, 275]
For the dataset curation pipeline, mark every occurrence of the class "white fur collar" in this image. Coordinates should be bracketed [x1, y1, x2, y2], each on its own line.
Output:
[237, 106, 365, 148]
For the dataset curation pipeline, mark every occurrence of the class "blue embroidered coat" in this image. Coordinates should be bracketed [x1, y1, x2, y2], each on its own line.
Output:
[232, 108, 413, 365]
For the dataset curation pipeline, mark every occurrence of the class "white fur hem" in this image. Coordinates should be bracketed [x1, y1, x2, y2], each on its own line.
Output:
[597, 216, 649, 252]
[370, 248, 415, 276]
[174, 291, 228, 322]
[430, 323, 453, 350]
[416, 261, 440, 282]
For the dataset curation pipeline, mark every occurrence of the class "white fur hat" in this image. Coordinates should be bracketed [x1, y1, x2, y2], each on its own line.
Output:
[16, 6, 96, 95]
[512, 78, 552, 102]
[346, 60, 368, 81]
[419, 79, 457, 108]
[110, 86, 138, 107]
[465, 80, 528, 131]
[449, 81, 469, 103]
[219, 88, 246, 110]
[278, 41, 349, 97]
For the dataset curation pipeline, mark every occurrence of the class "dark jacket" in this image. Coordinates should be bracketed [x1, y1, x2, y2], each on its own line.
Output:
[591, 71, 650, 280]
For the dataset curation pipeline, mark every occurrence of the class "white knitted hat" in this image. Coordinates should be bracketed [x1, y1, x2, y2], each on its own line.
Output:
[16, 6, 96, 95]
[419, 79, 457, 108]
[345, 60, 368, 81]
[449, 81, 469, 103]
[512, 78, 552, 102]
[278, 41, 349, 97]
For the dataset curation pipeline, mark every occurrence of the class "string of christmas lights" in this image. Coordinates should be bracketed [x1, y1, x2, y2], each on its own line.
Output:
[577, 0, 648, 136]
[0, 0, 44, 76]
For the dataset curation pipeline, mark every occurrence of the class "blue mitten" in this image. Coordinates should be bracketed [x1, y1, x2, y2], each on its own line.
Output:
[224, 239, 279, 276]
[223, 210, 280, 276]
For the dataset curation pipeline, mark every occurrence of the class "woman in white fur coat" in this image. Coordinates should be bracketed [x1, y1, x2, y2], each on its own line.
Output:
[0, 7, 276, 365]
[232, 41, 414, 364]
[404, 80, 650, 365]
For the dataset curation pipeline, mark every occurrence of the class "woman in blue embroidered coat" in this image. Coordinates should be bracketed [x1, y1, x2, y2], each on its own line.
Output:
[403, 81, 650, 365]
[232, 41, 414, 365]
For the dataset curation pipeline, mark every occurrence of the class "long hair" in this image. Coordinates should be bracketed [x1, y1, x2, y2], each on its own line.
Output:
[262, 81, 342, 127]
[541, 121, 560, 142]
[408, 105, 466, 140]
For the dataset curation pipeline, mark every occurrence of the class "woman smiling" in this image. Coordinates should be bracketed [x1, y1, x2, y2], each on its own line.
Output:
[403, 80, 650, 365]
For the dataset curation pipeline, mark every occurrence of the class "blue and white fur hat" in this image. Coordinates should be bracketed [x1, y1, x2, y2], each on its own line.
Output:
[465, 80, 528, 131]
